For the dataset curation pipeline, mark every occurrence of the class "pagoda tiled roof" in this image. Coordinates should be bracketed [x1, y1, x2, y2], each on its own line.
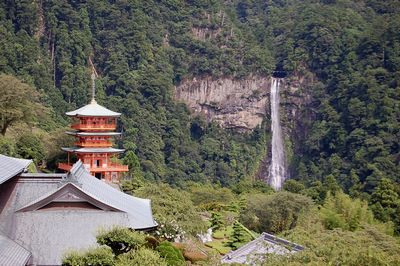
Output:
[66, 131, 122, 136]
[61, 147, 125, 153]
[66, 100, 121, 117]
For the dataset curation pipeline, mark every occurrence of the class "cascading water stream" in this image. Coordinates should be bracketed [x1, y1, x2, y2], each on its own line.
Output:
[269, 78, 286, 190]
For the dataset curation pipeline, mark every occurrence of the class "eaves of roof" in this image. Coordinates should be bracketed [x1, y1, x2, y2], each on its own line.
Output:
[66, 101, 121, 117]
[0, 155, 32, 185]
[0, 233, 31, 266]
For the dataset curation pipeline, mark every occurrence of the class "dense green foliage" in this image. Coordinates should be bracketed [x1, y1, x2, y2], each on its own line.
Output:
[156, 242, 185, 266]
[240, 191, 314, 233]
[247, 0, 400, 213]
[370, 178, 400, 234]
[320, 191, 374, 231]
[0, 74, 43, 135]
[63, 227, 168, 266]
[63, 226, 213, 265]
[210, 211, 224, 230]
[189, 184, 236, 210]
[238, 190, 399, 264]
[63, 247, 114, 266]
[264, 211, 400, 265]
[63, 246, 168, 266]
[227, 221, 254, 249]
[0, 0, 400, 254]
[131, 183, 208, 238]
[115, 248, 167, 266]
[96, 227, 146, 255]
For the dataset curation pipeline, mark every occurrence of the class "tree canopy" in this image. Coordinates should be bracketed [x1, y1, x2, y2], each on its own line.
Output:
[0, 74, 43, 135]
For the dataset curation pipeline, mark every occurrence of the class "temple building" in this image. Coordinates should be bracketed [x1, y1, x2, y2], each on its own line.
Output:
[58, 74, 128, 182]
[0, 154, 157, 265]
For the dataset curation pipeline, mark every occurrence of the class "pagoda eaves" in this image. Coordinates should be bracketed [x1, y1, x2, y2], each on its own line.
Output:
[66, 100, 121, 117]
[66, 131, 122, 137]
[61, 147, 125, 153]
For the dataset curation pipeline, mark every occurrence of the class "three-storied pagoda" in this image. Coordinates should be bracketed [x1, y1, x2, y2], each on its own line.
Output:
[58, 73, 128, 182]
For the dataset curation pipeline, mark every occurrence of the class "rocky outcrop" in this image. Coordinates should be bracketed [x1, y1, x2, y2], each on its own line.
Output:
[174, 76, 271, 130]
[191, 27, 221, 41]
[280, 74, 316, 139]
[174, 75, 314, 132]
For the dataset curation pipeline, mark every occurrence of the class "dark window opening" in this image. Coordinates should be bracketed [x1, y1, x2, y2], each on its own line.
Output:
[38, 201, 102, 211]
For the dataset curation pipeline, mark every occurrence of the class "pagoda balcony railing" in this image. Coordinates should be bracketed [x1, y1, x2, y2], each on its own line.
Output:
[90, 164, 129, 172]
[74, 141, 113, 147]
[71, 123, 116, 131]
[58, 162, 72, 171]
[58, 162, 128, 172]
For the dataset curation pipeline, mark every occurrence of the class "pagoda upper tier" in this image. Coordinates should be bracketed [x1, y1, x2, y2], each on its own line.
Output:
[66, 100, 121, 131]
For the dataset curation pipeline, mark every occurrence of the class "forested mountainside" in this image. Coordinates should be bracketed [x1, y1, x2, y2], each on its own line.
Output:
[0, 0, 399, 230]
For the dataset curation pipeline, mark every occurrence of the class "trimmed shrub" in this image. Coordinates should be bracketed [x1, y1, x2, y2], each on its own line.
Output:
[96, 227, 146, 255]
[156, 241, 185, 266]
[116, 248, 167, 266]
[62, 247, 114, 266]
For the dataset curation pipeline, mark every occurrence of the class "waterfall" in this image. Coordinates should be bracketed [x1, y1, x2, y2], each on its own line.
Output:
[269, 78, 286, 190]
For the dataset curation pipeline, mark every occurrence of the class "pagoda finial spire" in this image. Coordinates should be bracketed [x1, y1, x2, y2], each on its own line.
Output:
[91, 72, 96, 104]
[89, 57, 98, 104]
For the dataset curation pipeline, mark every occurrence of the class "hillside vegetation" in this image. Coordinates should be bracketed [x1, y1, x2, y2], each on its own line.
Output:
[0, 1, 399, 261]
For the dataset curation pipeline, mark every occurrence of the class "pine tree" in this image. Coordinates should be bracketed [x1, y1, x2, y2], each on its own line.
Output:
[370, 178, 400, 223]
[228, 221, 251, 250]
[210, 212, 224, 231]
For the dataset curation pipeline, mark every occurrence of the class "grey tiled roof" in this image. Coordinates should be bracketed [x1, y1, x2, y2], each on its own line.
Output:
[16, 182, 120, 212]
[0, 233, 31, 266]
[221, 232, 304, 265]
[66, 100, 121, 117]
[0, 154, 32, 184]
[61, 147, 125, 153]
[70, 161, 157, 229]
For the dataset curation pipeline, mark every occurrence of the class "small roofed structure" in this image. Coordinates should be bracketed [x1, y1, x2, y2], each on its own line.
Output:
[221, 232, 304, 265]
[0, 155, 157, 265]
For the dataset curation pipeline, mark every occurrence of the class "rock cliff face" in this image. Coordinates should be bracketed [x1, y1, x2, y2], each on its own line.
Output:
[191, 27, 221, 41]
[281, 75, 315, 138]
[174, 76, 271, 130]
